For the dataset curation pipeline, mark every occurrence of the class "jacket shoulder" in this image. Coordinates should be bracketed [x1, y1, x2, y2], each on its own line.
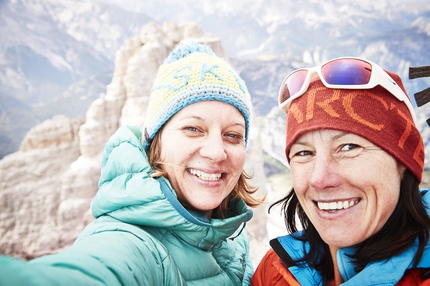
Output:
[396, 268, 430, 285]
[252, 249, 300, 286]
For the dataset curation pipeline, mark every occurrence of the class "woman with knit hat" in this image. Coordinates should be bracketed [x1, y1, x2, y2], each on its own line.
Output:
[0, 42, 263, 285]
[252, 58, 430, 285]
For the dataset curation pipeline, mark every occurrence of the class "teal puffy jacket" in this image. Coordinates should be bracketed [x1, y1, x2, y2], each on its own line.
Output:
[0, 126, 254, 285]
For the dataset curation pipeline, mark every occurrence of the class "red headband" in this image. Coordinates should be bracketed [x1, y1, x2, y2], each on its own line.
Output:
[285, 72, 424, 182]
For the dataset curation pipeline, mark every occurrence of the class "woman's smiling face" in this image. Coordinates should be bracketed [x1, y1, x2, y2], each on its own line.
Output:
[159, 100, 246, 218]
[288, 129, 405, 250]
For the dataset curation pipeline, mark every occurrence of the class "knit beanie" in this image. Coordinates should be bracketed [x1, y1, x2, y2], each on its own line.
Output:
[285, 70, 425, 182]
[143, 41, 252, 150]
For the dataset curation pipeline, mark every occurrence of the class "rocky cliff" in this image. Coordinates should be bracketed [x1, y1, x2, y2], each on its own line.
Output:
[0, 21, 269, 265]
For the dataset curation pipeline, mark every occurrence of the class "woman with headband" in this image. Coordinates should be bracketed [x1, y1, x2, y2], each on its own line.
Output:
[252, 58, 430, 285]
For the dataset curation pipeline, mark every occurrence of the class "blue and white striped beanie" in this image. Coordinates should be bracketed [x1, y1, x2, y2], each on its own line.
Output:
[143, 41, 252, 150]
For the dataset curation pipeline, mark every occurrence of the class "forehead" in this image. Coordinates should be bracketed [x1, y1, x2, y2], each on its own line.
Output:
[172, 100, 244, 121]
[292, 129, 367, 145]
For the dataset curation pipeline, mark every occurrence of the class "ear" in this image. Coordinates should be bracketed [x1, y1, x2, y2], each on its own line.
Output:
[409, 65, 430, 126]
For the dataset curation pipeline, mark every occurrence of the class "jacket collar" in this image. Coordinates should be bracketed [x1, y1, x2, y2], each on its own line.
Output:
[92, 125, 252, 250]
[275, 190, 430, 285]
[276, 234, 430, 285]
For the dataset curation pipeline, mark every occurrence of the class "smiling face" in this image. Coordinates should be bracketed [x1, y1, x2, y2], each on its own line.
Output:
[288, 129, 406, 252]
[159, 100, 247, 218]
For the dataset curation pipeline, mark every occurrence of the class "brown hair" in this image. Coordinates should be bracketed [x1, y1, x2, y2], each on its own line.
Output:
[147, 126, 265, 218]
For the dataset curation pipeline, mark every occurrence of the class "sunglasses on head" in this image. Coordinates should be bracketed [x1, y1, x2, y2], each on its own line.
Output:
[278, 57, 417, 124]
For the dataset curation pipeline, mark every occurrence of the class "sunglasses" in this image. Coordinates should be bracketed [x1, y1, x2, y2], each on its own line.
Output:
[278, 57, 417, 124]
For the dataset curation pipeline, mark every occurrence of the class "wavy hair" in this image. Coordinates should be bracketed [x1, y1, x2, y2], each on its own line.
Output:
[147, 126, 265, 218]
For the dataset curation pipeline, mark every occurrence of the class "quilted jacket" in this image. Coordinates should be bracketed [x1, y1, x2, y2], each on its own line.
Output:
[0, 125, 254, 286]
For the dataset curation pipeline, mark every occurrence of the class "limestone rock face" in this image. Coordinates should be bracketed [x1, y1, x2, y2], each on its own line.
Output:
[0, 22, 268, 264]
[0, 115, 83, 258]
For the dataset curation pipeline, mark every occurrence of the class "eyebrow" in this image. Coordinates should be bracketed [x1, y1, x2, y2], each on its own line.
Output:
[331, 131, 349, 141]
[176, 115, 206, 123]
[186, 115, 204, 121]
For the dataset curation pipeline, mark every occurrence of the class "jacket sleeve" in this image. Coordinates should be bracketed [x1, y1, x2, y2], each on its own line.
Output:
[240, 230, 254, 286]
[0, 222, 186, 286]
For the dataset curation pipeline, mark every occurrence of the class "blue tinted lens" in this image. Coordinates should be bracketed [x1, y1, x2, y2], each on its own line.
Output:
[321, 59, 372, 85]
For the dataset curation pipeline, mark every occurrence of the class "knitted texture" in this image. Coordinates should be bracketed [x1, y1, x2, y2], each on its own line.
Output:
[143, 42, 252, 149]
[285, 71, 425, 182]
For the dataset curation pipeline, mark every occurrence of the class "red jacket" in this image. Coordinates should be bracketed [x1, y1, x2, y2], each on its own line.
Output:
[252, 249, 430, 286]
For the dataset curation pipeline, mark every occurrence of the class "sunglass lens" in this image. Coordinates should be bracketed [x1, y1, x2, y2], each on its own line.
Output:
[279, 70, 308, 104]
[322, 59, 372, 85]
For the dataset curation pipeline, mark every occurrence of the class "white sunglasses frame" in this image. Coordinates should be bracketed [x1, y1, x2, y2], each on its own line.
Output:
[278, 57, 418, 125]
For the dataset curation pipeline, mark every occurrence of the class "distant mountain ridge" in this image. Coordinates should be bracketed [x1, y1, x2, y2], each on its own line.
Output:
[1, 0, 430, 162]
[0, 0, 153, 158]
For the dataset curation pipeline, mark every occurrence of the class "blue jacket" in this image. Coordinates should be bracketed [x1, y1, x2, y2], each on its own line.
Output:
[0, 125, 254, 285]
[273, 190, 430, 285]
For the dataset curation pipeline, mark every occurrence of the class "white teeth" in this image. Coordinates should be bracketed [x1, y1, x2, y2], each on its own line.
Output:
[317, 199, 358, 211]
[189, 169, 221, 181]
[343, 201, 349, 209]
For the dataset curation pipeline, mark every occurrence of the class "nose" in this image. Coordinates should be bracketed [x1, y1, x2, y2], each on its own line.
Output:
[199, 133, 227, 163]
[309, 153, 340, 190]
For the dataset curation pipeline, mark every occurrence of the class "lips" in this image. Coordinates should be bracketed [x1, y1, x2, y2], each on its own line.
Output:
[316, 199, 359, 212]
[189, 168, 222, 181]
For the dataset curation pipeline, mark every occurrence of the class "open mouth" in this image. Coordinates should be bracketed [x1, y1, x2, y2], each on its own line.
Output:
[316, 199, 359, 213]
[189, 169, 222, 181]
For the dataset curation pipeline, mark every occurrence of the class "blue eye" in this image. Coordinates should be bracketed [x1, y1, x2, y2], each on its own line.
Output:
[185, 127, 198, 132]
[341, 144, 359, 151]
[182, 126, 203, 137]
[291, 150, 312, 157]
[226, 133, 241, 139]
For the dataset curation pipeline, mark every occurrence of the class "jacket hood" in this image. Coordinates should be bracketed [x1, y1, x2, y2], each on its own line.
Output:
[91, 125, 253, 250]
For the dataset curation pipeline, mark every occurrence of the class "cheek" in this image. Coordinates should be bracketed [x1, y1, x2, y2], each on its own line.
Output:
[374, 172, 402, 217]
[224, 149, 246, 180]
[290, 165, 308, 193]
[369, 157, 403, 195]
[160, 138, 190, 165]
[231, 149, 246, 169]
